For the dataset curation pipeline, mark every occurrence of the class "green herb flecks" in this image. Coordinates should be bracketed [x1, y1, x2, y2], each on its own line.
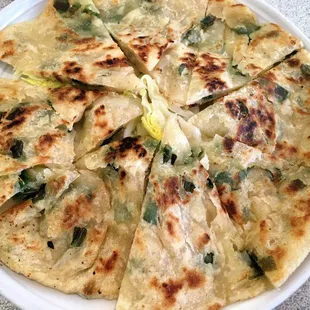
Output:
[206, 178, 214, 189]
[144, 138, 158, 150]
[143, 202, 158, 225]
[214, 171, 234, 188]
[83, 4, 100, 18]
[204, 252, 214, 264]
[243, 251, 264, 278]
[10, 140, 24, 159]
[274, 84, 289, 102]
[178, 63, 190, 76]
[71, 227, 87, 247]
[238, 169, 248, 182]
[301, 64, 310, 77]
[13, 183, 46, 203]
[259, 255, 277, 271]
[184, 180, 196, 193]
[181, 28, 202, 46]
[54, 0, 70, 12]
[163, 145, 172, 163]
[115, 204, 132, 223]
[200, 14, 216, 29]
[233, 24, 260, 35]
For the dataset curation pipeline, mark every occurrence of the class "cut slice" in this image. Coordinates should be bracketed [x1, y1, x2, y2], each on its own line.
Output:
[116, 116, 225, 310]
[151, 43, 198, 106]
[104, 7, 171, 73]
[74, 136, 159, 298]
[74, 92, 142, 159]
[0, 168, 113, 295]
[189, 49, 310, 165]
[0, 0, 142, 91]
[185, 0, 302, 105]
[116, 117, 271, 309]
[202, 135, 310, 287]
[0, 79, 82, 176]
[103, 0, 208, 74]
[0, 174, 20, 209]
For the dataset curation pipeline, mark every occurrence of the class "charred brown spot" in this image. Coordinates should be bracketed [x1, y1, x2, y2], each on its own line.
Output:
[287, 58, 300, 67]
[73, 38, 102, 52]
[208, 304, 223, 310]
[286, 179, 306, 193]
[259, 220, 268, 244]
[62, 194, 93, 230]
[290, 215, 310, 237]
[275, 142, 297, 159]
[180, 52, 197, 70]
[183, 268, 205, 289]
[223, 137, 234, 153]
[205, 78, 227, 93]
[222, 199, 238, 219]
[1, 40, 15, 58]
[266, 30, 280, 38]
[225, 100, 239, 118]
[156, 177, 181, 210]
[197, 233, 210, 250]
[4, 117, 26, 130]
[237, 119, 259, 147]
[94, 105, 106, 116]
[83, 280, 96, 296]
[62, 61, 85, 80]
[96, 251, 119, 273]
[50, 176, 67, 195]
[267, 246, 286, 261]
[94, 57, 128, 68]
[119, 170, 126, 180]
[150, 277, 183, 307]
[35, 132, 64, 154]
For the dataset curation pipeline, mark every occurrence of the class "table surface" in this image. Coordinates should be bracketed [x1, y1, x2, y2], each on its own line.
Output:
[0, 0, 310, 309]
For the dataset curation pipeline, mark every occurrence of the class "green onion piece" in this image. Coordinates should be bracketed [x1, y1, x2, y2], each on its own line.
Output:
[204, 252, 214, 264]
[163, 145, 172, 163]
[243, 251, 264, 278]
[184, 180, 196, 193]
[6, 107, 24, 120]
[47, 241, 54, 249]
[233, 24, 260, 35]
[259, 256, 277, 271]
[200, 14, 216, 29]
[54, 0, 70, 12]
[274, 84, 289, 102]
[290, 179, 306, 191]
[10, 140, 24, 159]
[71, 227, 87, 247]
[32, 184, 46, 203]
[178, 63, 189, 76]
[301, 64, 310, 77]
[83, 5, 100, 18]
[206, 178, 214, 189]
[238, 169, 248, 182]
[143, 202, 158, 225]
[265, 169, 275, 182]
[181, 29, 202, 46]
[171, 154, 177, 165]
[214, 172, 234, 188]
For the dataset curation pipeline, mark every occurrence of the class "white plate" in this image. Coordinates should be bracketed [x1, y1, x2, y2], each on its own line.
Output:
[0, 1, 310, 309]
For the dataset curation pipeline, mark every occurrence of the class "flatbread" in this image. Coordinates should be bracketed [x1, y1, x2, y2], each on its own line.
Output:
[0, 79, 78, 176]
[74, 92, 142, 159]
[0, 0, 142, 91]
[189, 49, 310, 165]
[74, 136, 158, 298]
[116, 116, 271, 309]
[0, 174, 19, 208]
[103, 0, 208, 73]
[185, 0, 302, 105]
[0, 168, 112, 294]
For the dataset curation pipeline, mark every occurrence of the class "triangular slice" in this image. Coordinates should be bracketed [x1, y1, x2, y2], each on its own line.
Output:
[0, 168, 112, 294]
[189, 49, 310, 165]
[74, 91, 142, 159]
[202, 135, 310, 287]
[185, 0, 302, 105]
[116, 116, 225, 309]
[103, 0, 208, 73]
[74, 136, 158, 298]
[0, 0, 142, 91]
[116, 117, 271, 309]
[0, 79, 77, 176]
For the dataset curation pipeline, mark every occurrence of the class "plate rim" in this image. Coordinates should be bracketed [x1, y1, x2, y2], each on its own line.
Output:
[0, 0, 309, 309]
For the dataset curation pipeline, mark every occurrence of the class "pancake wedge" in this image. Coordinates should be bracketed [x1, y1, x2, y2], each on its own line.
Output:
[0, 168, 112, 294]
[74, 92, 142, 159]
[74, 136, 158, 298]
[189, 49, 310, 165]
[103, 0, 208, 73]
[185, 0, 302, 105]
[0, 0, 142, 91]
